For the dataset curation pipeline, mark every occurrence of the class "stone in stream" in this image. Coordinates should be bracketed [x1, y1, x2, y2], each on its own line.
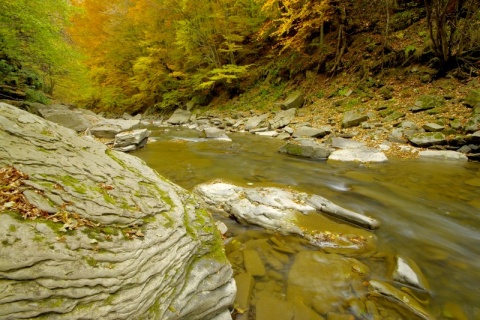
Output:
[194, 182, 379, 254]
[288, 251, 369, 315]
[201, 127, 232, 141]
[418, 150, 468, 161]
[392, 256, 430, 292]
[0, 103, 235, 320]
[113, 128, 149, 152]
[243, 250, 266, 276]
[234, 273, 255, 314]
[89, 119, 141, 139]
[328, 137, 388, 163]
[278, 139, 333, 160]
[255, 297, 294, 320]
[328, 148, 388, 163]
[368, 280, 432, 320]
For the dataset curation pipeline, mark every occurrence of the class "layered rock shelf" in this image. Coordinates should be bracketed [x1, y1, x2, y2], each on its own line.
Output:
[0, 103, 235, 320]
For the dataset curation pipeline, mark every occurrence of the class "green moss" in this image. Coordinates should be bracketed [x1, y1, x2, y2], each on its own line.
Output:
[139, 181, 174, 207]
[147, 297, 162, 318]
[84, 256, 98, 268]
[285, 143, 305, 157]
[36, 146, 51, 153]
[33, 234, 45, 243]
[103, 193, 116, 205]
[162, 214, 175, 229]
[40, 128, 54, 136]
[101, 227, 118, 236]
[9, 224, 16, 232]
[106, 149, 140, 175]
[142, 215, 157, 224]
[82, 228, 104, 242]
[43, 218, 76, 236]
[57, 175, 88, 194]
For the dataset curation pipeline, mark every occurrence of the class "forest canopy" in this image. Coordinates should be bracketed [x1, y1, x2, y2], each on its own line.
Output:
[0, 0, 479, 113]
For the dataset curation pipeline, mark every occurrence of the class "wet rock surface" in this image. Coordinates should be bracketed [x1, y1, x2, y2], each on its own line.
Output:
[112, 128, 149, 152]
[0, 103, 235, 320]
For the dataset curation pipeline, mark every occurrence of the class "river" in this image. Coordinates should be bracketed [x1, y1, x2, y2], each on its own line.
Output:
[134, 126, 480, 319]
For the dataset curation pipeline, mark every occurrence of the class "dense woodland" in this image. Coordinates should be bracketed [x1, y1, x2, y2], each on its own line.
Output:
[0, 0, 479, 114]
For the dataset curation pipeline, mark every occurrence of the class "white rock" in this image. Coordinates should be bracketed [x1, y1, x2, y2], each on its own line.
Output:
[418, 150, 468, 161]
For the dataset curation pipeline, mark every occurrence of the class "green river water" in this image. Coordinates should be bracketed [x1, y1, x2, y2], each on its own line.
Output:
[134, 126, 480, 319]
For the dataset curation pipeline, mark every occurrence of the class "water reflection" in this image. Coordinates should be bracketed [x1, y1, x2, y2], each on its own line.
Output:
[134, 127, 480, 319]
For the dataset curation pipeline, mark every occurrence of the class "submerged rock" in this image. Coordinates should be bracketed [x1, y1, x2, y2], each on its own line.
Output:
[368, 280, 432, 320]
[0, 103, 235, 320]
[288, 251, 369, 315]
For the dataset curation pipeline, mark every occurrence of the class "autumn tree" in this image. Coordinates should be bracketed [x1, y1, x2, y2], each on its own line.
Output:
[0, 0, 77, 99]
[69, 0, 265, 112]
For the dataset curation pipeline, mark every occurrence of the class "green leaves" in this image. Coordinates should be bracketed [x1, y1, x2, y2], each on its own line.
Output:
[197, 64, 252, 90]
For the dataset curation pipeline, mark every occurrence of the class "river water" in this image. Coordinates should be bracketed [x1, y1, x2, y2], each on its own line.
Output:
[134, 126, 480, 319]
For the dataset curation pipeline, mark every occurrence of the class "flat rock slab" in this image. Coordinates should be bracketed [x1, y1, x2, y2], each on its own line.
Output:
[292, 126, 330, 138]
[328, 148, 388, 163]
[0, 103, 235, 320]
[423, 123, 444, 132]
[331, 137, 365, 149]
[342, 111, 369, 128]
[418, 150, 468, 161]
[38, 105, 93, 132]
[408, 132, 446, 147]
[89, 119, 141, 139]
[278, 139, 332, 160]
